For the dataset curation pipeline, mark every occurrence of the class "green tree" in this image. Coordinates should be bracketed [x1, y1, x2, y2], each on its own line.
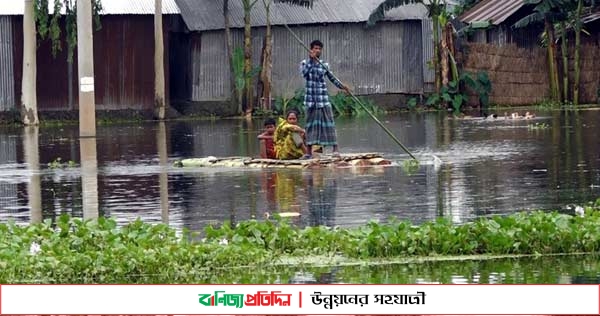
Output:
[514, 0, 574, 103]
[35, 0, 103, 63]
[514, 0, 600, 105]
[454, 0, 484, 16]
[572, 0, 599, 105]
[368, 0, 448, 94]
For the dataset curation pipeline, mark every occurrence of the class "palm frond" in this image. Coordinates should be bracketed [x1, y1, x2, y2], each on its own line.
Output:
[274, 0, 315, 7]
[534, 0, 576, 14]
[513, 11, 545, 28]
[367, 0, 421, 27]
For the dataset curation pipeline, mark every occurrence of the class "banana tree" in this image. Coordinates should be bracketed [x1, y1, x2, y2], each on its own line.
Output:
[514, 0, 573, 103]
[572, 0, 599, 105]
[368, 0, 447, 94]
[553, 6, 589, 104]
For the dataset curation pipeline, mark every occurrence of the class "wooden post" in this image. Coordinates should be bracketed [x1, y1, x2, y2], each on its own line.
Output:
[77, 0, 96, 137]
[155, 0, 166, 120]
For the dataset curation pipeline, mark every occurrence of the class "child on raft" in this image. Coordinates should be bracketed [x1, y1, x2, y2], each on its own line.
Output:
[258, 118, 276, 159]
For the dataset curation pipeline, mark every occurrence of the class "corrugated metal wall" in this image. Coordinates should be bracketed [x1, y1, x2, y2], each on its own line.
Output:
[192, 20, 430, 102]
[400, 20, 424, 93]
[422, 19, 435, 85]
[6, 15, 177, 112]
[94, 15, 165, 110]
[0, 16, 15, 111]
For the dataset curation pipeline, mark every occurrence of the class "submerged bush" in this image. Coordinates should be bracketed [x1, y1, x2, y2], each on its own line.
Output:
[1, 199, 599, 283]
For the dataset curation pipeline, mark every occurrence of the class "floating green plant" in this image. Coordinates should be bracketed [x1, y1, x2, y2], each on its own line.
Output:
[528, 122, 550, 130]
[1, 198, 599, 283]
[47, 158, 77, 169]
[402, 159, 420, 174]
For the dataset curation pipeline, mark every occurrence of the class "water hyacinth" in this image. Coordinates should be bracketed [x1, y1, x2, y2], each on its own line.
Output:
[0, 198, 599, 284]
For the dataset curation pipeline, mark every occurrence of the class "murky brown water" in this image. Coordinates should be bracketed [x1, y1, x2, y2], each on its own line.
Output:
[0, 109, 599, 233]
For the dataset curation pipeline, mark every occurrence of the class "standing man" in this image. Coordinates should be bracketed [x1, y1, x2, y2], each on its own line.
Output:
[300, 40, 350, 159]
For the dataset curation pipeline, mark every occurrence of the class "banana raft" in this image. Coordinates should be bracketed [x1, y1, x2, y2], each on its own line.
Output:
[173, 153, 392, 169]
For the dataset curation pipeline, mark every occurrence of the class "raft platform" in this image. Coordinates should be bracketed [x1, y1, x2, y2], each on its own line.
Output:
[173, 153, 393, 169]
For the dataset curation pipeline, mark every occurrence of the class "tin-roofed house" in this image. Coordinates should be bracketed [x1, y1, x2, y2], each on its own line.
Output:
[0, 0, 182, 119]
[458, 0, 541, 48]
[171, 0, 436, 115]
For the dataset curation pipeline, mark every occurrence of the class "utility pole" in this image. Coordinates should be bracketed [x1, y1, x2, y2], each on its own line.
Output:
[77, 0, 99, 219]
[77, 0, 96, 137]
[22, 0, 39, 125]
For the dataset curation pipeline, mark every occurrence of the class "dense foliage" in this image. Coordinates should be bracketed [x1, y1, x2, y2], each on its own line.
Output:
[35, 0, 103, 62]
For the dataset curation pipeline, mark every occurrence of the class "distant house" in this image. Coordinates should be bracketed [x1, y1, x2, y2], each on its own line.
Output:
[0, 0, 182, 116]
[171, 0, 436, 115]
[458, 0, 541, 48]
[459, 0, 600, 47]
[457, 0, 600, 105]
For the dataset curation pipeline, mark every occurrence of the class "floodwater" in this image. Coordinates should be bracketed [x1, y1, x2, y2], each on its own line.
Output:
[1, 108, 600, 284]
[206, 255, 600, 284]
[0, 109, 599, 232]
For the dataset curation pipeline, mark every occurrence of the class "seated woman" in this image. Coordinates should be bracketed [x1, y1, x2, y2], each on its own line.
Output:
[274, 110, 308, 160]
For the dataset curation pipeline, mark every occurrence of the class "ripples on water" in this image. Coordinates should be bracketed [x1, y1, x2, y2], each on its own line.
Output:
[0, 110, 598, 233]
[169, 255, 600, 284]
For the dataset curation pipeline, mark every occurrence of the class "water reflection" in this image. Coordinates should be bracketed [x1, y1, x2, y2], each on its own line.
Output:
[306, 170, 337, 227]
[178, 254, 600, 284]
[23, 126, 41, 224]
[80, 137, 98, 220]
[302, 255, 600, 285]
[157, 122, 169, 224]
[258, 169, 337, 226]
[0, 110, 597, 231]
